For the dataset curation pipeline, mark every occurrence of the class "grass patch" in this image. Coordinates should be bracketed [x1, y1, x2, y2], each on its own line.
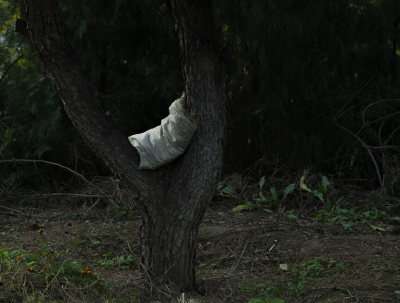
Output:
[0, 243, 112, 302]
[315, 204, 400, 231]
[241, 258, 348, 303]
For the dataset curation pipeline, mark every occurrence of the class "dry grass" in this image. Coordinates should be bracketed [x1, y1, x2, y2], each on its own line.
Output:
[0, 174, 399, 302]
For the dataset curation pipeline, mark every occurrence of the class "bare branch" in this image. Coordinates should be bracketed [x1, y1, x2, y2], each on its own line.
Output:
[0, 158, 118, 207]
[0, 205, 27, 216]
[0, 55, 24, 87]
[21, 0, 161, 201]
[333, 122, 384, 188]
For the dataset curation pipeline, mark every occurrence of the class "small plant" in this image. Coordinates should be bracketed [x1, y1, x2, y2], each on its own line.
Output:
[232, 176, 295, 213]
[99, 253, 136, 269]
[232, 199, 257, 212]
[255, 176, 295, 213]
[300, 174, 344, 212]
[118, 208, 137, 219]
[217, 183, 239, 199]
[118, 255, 136, 269]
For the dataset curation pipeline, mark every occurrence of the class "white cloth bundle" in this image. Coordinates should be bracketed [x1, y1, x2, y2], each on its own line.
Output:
[128, 93, 197, 169]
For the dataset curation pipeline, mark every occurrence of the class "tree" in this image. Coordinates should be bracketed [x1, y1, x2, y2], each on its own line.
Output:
[19, 0, 226, 291]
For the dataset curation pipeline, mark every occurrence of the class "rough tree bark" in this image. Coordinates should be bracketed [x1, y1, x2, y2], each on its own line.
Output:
[21, 0, 225, 290]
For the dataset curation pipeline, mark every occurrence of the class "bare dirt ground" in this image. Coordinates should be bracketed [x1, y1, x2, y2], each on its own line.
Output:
[1, 197, 399, 303]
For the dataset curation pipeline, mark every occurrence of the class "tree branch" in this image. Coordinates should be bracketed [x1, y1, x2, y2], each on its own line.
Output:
[0, 158, 118, 207]
[0, 205, 28, 217]
[0, 55, 24, 87]
[22, 0, 161, 201]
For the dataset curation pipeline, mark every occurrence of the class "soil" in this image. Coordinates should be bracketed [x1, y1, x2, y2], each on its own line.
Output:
[0, 196, 399, 302]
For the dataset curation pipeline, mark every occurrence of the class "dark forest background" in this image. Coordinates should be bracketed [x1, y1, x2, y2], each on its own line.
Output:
[1, 0, 400, 195]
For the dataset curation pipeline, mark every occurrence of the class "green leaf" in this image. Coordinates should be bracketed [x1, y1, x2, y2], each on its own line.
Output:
[283, 183, 295, 200]
[313, 191, 324, 202]
[300, 176, 312, 193]
[232, 203, 254, 212]
[321, 176, 330, 192]
[270, 187, 278, 201]
[287, 213, 298, 220]
[370, 224, 386, 232]
[259, 176, 266, 191]
[10, 250, 21, 258]
[259, 191, 268, 202]
[269, 298, 285, 303]
[218, 185, 237, 198]
[390, 216, 400, 223]
[341, 222, 354, 230]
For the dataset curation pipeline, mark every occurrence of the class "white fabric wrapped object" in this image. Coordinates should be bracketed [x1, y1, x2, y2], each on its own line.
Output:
[128, 93, 197, 169]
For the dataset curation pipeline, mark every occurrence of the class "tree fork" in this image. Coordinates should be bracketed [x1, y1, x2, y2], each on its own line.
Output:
[21, 0, 226, 291]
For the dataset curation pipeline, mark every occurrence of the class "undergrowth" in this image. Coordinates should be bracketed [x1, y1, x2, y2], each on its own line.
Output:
[219, 172, 400, 232]
[240, 257, 349, 303]
[0, 243, 133, 303]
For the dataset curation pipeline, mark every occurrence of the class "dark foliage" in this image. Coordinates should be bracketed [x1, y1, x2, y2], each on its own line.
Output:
[1, 0, 400, 192]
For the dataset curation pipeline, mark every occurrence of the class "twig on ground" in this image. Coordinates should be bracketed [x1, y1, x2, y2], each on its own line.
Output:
[126, 239, 135, 255]
[19, 193, 105, 199]
[0, 211, 22, 216]
[310, 287, 337, 303]
[230, 239, 249, 272]
[357, 296, 394, 301]
[339, 287, 360, 302]
[140, 262, 154, 293]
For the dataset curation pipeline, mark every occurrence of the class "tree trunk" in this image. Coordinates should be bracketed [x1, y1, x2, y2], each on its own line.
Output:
[22, 0, 225, 291]
[139, 0, 226, 290]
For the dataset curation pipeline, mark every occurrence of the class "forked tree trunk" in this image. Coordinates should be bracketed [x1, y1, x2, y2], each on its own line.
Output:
[23, 0, 225, 291]
[140, 0, 226, 290]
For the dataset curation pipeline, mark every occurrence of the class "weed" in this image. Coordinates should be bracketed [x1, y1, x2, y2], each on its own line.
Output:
[217, 183, 239, 199]
[0, 243, 106, 302]
[98, 253, 136, 269]
[65, 209, 80, 219]
[117, 208, 137, 219]
[197, 261, 220, 272]
[315, 203, 397, 231]
[395, 290, 400, 300]
[241, 258, 347, 302]
[232, 199, 258, 212]
[300, 174, 343, 212]
[231, 176, 295, 213]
